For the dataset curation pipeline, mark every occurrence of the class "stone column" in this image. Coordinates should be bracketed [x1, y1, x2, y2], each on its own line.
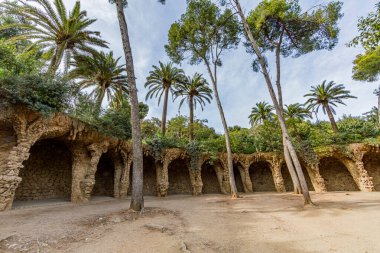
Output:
[268, 156, 286, 193]
[219, 158, 232, 194]
[118, 150, 131, 199]
[212, 163, 228, 194]
[237, 163, 253, 193]
[156, 161, 168, 197]
[306, 163, 326, 193]
[0, 116, 48, 211]
[188, 158, 203, 196]
[352, 150, 374, 192]
[71, 141, 109, 203]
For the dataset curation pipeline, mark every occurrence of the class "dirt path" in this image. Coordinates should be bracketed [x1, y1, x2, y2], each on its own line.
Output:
[1, 192, 380, 253]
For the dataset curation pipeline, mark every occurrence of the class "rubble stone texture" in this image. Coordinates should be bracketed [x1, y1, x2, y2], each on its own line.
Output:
[0, 104, 378, 211]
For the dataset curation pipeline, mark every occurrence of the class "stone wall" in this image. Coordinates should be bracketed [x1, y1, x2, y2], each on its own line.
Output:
[143, 155, 157, 196]
[363, 152, 380, 191]
[1, 103, 380, 211]
[201, 163, 221, 194]
[92, 152, 114, 197]
[249, 161, 276, 192]
[168, 158, 192, 194]
[15, 139, 72, 200]
[319, 157, 359, 191]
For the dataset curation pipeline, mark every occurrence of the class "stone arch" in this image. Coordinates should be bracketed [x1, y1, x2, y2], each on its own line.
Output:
[168, 158, 191, 194]
[281, 163, 315, 192]
[363, 152, 380, 190]
[249, 161, 276, 192]
[0, 121, 17, 161]
[233, 162, 245, 193]
[143, 155, 157, 196]
[15, 138, 72, 201]
[319, 157, 359, 191]
[93, 152, 115, 197]
[201, 161, 221, 194]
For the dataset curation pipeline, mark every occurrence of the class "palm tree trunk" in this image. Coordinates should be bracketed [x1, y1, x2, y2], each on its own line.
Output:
[161, 87, 169, 135]
[95, 86, 106, 117]
[47, 43, 65, 75]
[204, 61, 238, 198]
[324, 104, 338, 133]
[115, 0, 144, 212]
[189, 95, 194, 142]
[234, 0, 312, 204]
[377, 89, 380, 128]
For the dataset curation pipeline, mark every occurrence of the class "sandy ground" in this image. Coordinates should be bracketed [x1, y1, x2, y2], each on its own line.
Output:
[0, 192, 380, 253]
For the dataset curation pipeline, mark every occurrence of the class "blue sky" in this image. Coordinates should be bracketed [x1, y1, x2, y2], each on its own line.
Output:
[68, 0, 378, 133]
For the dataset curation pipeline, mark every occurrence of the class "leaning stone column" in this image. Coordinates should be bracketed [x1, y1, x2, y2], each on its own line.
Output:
[352, 150, 374, 192]
[219, 157, 232, 194]
[306, 163, 326, 193]
[268, 156, 286, 193]
[71, 141, 109, 203]
[213, 163, 228, 194]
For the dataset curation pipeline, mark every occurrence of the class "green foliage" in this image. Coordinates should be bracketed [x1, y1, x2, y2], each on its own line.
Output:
[97, 104, 132, 140]
[165, 0, 240, 66]
[248, 101, 275, 126]
[69, 51, 128, 117]
[352, 46, 380, 82]
[0, 74, 75, 116]
[0, 0, 108, 73]
[0, 40, 43, 77]
[349, 3, 380, 82]
[246, 0, 343, 59]
[187, 141, 202, 170]
[304, 80, 357, 115]
[146, 134, 186, 161]
[251, 121, 283, 152]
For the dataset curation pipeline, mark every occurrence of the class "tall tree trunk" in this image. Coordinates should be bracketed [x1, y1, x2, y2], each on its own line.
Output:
[189, 95, 194, 142]
[233, 0, 312, 204]
[275, 33, 302, 194]
[115, 0, 144, 212]
[47, 43, 65, 75]
[204, 61, 238, 198]
[95, 87, 106, 117]
[377, 88, 380, 128]
[161, 87, 169, 135]
[324, 104, 338, 133]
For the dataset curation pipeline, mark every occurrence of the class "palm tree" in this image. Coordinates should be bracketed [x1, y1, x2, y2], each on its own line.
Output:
[1, 0, 108, 74]
[248, 101, 275, 126]
[174, 73, 213, 141]
[304, 80, 357, 133]
[69, 51, 128, 117]
[145, 61, 185, 135]
[284, 103, 312, 121]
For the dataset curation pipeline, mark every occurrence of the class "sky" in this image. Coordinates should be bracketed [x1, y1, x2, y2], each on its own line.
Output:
[66, 0, 379, 133]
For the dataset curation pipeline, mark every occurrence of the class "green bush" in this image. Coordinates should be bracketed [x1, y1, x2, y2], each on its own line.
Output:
[0, 74, 75, 116]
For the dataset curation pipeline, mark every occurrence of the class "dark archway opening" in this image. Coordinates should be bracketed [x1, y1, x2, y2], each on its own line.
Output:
[249, 161, 276, 192]
[15, 139, 72, 200]
[168, 158, 191, 194]
[93, 152, 115, 197]
[233, 164, 244, 193]
[201, 162, 221, 194]
[281, 164, 315, 192]
[363, 152, 380, 191]
[319, 157, 359, 191]
[143, 155, 157, 195]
